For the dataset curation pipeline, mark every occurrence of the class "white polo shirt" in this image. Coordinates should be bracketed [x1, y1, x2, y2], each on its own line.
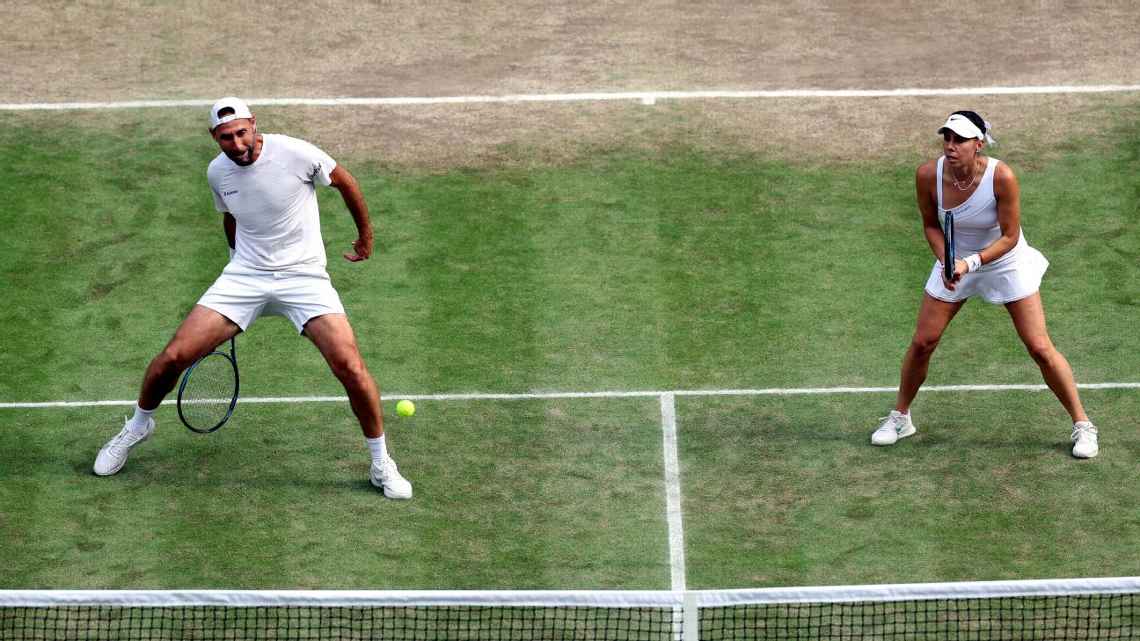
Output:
[207, 134, 336, 273]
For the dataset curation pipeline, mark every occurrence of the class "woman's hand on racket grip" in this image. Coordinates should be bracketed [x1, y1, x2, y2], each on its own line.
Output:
[941, 259, 968, 290]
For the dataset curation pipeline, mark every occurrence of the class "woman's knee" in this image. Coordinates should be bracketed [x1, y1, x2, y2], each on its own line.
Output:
[909, 333, 942, 357]
[1023, 337, 1057, 366]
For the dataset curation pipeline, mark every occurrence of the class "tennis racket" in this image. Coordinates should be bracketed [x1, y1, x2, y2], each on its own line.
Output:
[942, 209, 956, 281]
[177, 337, 239, 433]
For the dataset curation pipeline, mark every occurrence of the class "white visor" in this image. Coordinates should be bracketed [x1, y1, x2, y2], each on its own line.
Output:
[938, 114, 984, 140]
[209, 97, 253, 130]
[937, 113, 994, 144]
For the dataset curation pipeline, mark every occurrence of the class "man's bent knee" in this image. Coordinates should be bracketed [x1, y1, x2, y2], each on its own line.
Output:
[155, 333, 222, 372]
[152, 346, 195, 374]
[329, 353, 370, 385]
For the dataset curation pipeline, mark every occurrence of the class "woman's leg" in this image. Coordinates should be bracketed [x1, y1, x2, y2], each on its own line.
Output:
[895, 294, 967, 413]
[872, 294, 965, 446]
[1005, 293, 1088, 423]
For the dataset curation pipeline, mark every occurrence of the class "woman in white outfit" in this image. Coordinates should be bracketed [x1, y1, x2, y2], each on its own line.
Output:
[871, 111, 1099, 458]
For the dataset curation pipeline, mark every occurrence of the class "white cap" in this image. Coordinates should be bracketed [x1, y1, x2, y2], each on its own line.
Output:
[938, 113, 995, 144]
[208, 96, 253, 131]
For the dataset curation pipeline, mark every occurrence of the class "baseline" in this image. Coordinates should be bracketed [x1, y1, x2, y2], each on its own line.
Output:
[3, 85, 1140, 111]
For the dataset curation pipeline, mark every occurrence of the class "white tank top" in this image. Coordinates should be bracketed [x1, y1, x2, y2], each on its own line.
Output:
[936, 155, 1025, 267]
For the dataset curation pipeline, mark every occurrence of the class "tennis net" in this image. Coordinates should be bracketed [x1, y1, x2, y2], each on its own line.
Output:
[2, 577, 1137, 640]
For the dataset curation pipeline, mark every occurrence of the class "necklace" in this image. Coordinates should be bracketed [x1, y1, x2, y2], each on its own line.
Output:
[950, 162, 978, 191]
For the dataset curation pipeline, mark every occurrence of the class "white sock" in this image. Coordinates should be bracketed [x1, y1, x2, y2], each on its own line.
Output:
[128, 405, 156, 432]
[366, 435, 388, 465]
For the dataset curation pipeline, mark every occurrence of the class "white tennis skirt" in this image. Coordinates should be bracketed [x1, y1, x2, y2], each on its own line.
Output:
[924, 245, 1049, 304]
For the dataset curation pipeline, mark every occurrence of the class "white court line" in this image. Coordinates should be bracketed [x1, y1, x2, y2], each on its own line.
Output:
[3, 84, 1140, 111]
[659, 392, 687, 592]
[2, 382, 1137, 409]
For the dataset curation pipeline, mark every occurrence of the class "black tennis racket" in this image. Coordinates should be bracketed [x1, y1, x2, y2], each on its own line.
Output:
[942, 209, 956, 281]
[177, 337, 239, 434]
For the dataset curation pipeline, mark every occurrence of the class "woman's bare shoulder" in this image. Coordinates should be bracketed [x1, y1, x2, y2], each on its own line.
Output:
[916, 158, 939, 180]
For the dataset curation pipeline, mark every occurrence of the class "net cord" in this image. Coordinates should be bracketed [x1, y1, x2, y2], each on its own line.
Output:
[3, 577, 1138, 608]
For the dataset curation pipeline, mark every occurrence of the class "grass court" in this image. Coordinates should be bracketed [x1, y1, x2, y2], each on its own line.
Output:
[2, 106, 1138, 591]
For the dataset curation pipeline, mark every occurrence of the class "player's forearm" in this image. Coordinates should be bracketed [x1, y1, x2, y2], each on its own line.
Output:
[978, 233, 1018, 264]
[344, 196, 374, 240]
[334, 176, 373, 239]
[923, 224, 944, 262]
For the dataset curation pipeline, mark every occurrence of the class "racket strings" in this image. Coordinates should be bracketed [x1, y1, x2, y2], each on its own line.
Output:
[179, 352, 237, 430]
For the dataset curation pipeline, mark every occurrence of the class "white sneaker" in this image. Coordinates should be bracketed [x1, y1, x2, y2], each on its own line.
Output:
[370, 458, 413, 499]
[871, 410, 916, 446]
[1071, 421, 1099, 459]
[93, 417, 155, 476]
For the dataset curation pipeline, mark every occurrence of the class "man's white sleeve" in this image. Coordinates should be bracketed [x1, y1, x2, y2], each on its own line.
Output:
[207, 164, 228, 212]
[285, 137, 337, 187]
[210, 186, 227, 213]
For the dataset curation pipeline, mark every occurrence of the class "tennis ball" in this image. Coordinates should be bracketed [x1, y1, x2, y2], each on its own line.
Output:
[396, 399, 415, 417]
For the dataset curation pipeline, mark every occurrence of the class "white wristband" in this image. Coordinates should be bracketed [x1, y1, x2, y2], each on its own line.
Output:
[228, 246, 235, 260]
[965, 253, 982, 273]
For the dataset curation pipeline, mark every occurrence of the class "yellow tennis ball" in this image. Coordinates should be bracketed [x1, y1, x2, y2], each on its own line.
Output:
[396, 399, 415, 417]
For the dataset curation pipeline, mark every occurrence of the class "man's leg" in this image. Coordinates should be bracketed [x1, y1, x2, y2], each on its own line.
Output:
[303, 313, 412, 498]
[95, 305, 240, 475]
[139, 305, 243, 410]
[302, 313, 383, 437]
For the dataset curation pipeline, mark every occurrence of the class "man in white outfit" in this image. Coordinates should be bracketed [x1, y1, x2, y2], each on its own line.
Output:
[93, 97, 413, 498]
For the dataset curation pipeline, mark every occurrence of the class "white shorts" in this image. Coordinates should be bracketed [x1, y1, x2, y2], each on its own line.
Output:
[924, 246, 1049, 304]
[197, 264, 346, 334]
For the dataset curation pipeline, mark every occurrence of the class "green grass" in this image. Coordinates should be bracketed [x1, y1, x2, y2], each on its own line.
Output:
[0, 111, 1138, 590]
[1, 116, 1138, 402]
[680, 389, 1140, 588]
[0, 399, 667, 589]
